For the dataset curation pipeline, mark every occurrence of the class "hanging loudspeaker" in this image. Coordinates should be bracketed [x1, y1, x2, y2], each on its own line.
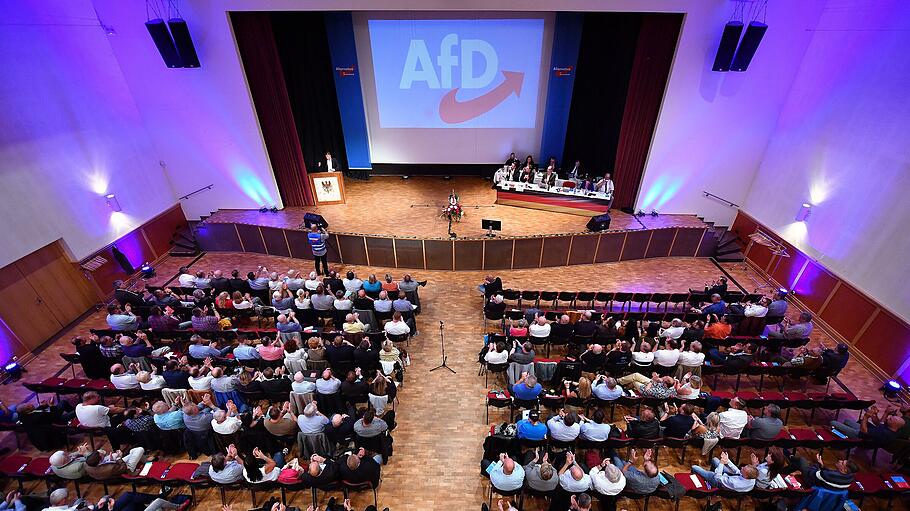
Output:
[711, 21, 743, 72]
[145, 19, 182, 68]
[731, 21, 768, 72]
[168, 18, 201, 68]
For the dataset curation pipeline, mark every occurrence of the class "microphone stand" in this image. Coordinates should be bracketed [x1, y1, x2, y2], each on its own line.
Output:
[429, 320, 456, 373]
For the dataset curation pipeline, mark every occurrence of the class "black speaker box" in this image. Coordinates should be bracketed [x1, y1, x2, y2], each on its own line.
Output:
[304, 213, 329, 229]
[586, 213, 611, 232]
[731, 21, 768, 72]
[168, 18, 201, 68]
[712, 21, 743, 72]
[145, 19, 182, 68]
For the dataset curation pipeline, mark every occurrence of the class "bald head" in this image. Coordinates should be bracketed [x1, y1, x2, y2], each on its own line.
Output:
[308, 461, 322, 477]
[570, 465, 584, 481]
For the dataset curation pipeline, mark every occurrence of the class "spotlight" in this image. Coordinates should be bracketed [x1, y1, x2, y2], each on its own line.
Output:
[649, 210, 659, 217]
[881, 380, 902, 399]
[140, 262, 155, 278]
[795, 203, 812, 222]
[2, 359, 22, 381]
[269, 206, 278, 213]
[259, 206, 268, 213]
[105, 194, 122, 212]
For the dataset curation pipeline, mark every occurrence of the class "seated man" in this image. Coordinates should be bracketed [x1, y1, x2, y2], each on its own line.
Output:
[276, 312, 302, 333]
[354, 409, 388, 438]
[579, 410, 611, 441]
[623, 407, 660, 439]
[746, 404, 783, 440]
[696, 294, 727, 316]
[300, 454, 340, 487]
[659, 403, 695, 439]
[297, 402, 330, 434]
[509, 342, 535, 365]
[109, 363, 140, 389]
[106, 303, 139, 331]
[49, 443, 91, 480]
[233, 338, 261, 361]
[516, 410, 547, 440]
[590, 459, 626, 496]
[612, 448, 660, 494]
[264, 402, 299, 438]
[209, 444, 244, 483]
[152, 400, 185, 431]
[768, 312, 814, 339]
[591, 376, 623, 401]
[523, 449, 558, 491]
[383, 311, 411, 337]
[84, 446, 146, 480]
[690, 451, 757, 492]
[558, 452, 591, 493]
[342, 313, 368, 334]
[292, 371, 317, 394]
[579, 344, 606, 372]
[830, 405, 904, 443]
[788, 453, 857, 491]
[547, 409, 581, 442]
[484, 453, 524, 491]
[616, 372, 676, 399]
[718, 398, 749, 439]
[339, 447, 381, 487]
[510, 372, 542, 401]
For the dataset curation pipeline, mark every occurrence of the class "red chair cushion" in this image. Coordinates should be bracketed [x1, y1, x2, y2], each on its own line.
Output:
[40, 377, 68, 387]
[675, 473, 715, 493]
[24, 458, 50, 477]
[852, 473, 885, 493]
[0, 455, 31, 476]
[164, 462, 202, 482]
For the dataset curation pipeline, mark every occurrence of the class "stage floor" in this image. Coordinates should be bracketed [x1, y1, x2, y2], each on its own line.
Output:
[206, 176, 708, 238]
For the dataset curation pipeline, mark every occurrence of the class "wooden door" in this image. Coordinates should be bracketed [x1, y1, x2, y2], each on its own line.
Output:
[0, 264, 63, 351]
[15, 242, 96, 327]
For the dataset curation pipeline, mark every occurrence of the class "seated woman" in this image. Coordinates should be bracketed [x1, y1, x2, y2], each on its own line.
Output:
[379, 340, 406, 384]
[369, 372, 394, 415]
[509, 318, 529, 338]
[562, 376, 592, 402]
[306, 337, 326, 364]
[283, 336, 307, 374]
[294, 289, 311, 310]
[214, 292, 233, 310]
[239, 447, 285, 485]
[675, 374, 702, 400]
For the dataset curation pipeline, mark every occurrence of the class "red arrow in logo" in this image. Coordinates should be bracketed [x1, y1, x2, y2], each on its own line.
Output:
[438, 70, 524, 124]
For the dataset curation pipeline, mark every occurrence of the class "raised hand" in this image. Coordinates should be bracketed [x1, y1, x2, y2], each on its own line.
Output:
[750, 452, 759, 466]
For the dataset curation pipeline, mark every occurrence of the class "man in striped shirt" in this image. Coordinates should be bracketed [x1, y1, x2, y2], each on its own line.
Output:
[308, 225, 330, 276]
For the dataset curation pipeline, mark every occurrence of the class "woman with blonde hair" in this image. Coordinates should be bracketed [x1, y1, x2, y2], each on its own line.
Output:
[306, 337, 326, 362]
[214, 291, 233, 310]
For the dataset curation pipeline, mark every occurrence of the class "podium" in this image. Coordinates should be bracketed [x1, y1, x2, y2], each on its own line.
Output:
[308, 172, 346, 206]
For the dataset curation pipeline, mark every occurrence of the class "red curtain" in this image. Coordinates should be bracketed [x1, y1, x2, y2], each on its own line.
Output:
[612, 15, 682, 210]
[231, 13, 313, 206]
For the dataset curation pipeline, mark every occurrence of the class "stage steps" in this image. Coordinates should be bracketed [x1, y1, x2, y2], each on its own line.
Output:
[711, 226, 745, 262]
[168, 224, 201, 257]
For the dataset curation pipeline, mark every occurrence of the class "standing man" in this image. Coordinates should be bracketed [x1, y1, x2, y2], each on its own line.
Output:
[320, 151, 340, 172]
[308, 224, 330, 276]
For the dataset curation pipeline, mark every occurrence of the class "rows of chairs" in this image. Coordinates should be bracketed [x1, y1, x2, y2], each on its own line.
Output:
[484, 388, 874, 426]
[484, 468, 905, 511]
[0, 454, 379, 509]
[498, 289, 764, 312]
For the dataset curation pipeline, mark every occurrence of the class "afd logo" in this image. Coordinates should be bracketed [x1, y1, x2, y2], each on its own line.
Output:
[399, 35, 523, 124]
[368, 19, 544, 128]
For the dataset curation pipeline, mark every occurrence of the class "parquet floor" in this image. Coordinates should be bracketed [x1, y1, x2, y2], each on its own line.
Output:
[0, 253, 901, 510]
[205, 176, 708, 239]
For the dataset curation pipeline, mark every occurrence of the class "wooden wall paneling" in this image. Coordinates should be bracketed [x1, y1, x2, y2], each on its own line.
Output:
[0, 264, 62, 351]
[325, 235, 343, 263]
[820, 283, 878, 342]
[365, 238, 396, 268]
[854, 310, 910, 376]
[483, 239, 513, 270]
[568, 234, 598, 265]
[336, 235, 368, 266]
[512, 238, 544, 268]
[196, 223, 244, 252]
[89, 231, 158, 295]
[260, 227, 291, 258]
[394, 239, 424, 269]
[621, 230, 651, 261]
[261, 227, 291, 258]
[15, 242, 95, 327]
[540, 237, 571, 267]
[424, 240, 454, 270]
[236, 224, 267, 254]
[790, 260, 838, 314]
[454, 241, 484, 271]
[746, 243, 775, 273]
[285, 230, 314, 260]
[669, 228, 703, 257]
[140, 205, 188, 257]
[645, 229, 675, 258]
[595, 233, 625, 263]
[770, 251, 809, 291]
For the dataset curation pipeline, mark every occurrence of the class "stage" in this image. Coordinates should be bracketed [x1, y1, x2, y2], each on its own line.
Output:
[197, 176, 716, 270]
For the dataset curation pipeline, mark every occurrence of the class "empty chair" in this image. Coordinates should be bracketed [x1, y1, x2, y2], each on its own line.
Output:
[593, 291, 613, 310]
[556, 291, 577, 309]
[520, 290, 540, 308]
[575, 291, 595, 309]
[610, 292, 632, 312]
[539, 291, 558, 309]
[630, 292, 651, 313]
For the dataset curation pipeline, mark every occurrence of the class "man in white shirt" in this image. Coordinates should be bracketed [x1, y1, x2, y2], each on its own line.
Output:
[75, 392, 119, 428]
[590, 459, 626, 495]
[43, 488, 80, 511]
[211, 407, 242, 435]
[718, 397, 749, 439]
[654, 339, 681, 367]
[528, 316, 551, 339]
[384, 311, 411, 336]
[677, 341, 706, 367]
[744, 297, 770, 317]
[109, 364, 139, 389]
[579, 410, 611, 441]
[659, 318, 686, 339]
[547, 410, 581, 441]
[177, 266, 195, 287]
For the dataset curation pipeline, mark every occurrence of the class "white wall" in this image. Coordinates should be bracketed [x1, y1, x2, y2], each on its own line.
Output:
[634, 1, 827, 224]
[0, 0, 176, 266]
[742, 0, 910, 322]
